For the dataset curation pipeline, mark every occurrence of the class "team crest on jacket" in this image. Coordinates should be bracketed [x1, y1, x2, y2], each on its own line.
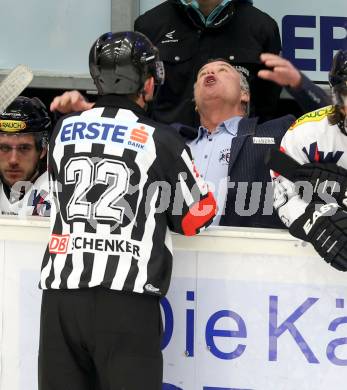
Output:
[219, 148, 230, 165]
[161, 30, 179, 44]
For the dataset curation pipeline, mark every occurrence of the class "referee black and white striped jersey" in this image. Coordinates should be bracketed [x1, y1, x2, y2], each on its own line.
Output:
[40, 95, 216, 296]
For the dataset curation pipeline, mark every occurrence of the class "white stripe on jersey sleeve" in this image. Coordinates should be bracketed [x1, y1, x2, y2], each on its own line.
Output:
[179, 173, 195, 207]
[164, 227, 173, 255]
[133, 186, 160, 294]
[181, 149, 208, 195]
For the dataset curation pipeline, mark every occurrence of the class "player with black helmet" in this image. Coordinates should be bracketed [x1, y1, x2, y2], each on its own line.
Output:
[38, 31, 216, 390]
[271, 49, 347, 272]
[0, 96, 51, 216]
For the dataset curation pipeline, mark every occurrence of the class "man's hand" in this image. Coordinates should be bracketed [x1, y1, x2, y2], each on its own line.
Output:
[50, 91, 94, 114]
[289, 202, 347, 271]
[292, 163, 347, 208]
[258, 53, 302, 89]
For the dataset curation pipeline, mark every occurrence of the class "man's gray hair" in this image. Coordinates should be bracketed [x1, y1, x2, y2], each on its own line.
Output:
[235, 69, 250, 116]
[238, 71, 250, 94]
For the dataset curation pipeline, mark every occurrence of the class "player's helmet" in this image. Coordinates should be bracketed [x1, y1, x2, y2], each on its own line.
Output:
[329, 50, 347, 107]
[89, 31, 165, 95]
[0, 96, 51, 149]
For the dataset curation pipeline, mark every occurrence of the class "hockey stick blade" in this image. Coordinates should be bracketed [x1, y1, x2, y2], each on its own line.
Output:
[0, 65, 33, 114]
[264, 148, 301, 180]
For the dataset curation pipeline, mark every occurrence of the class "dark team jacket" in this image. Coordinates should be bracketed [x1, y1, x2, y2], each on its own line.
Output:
[40, 95, 216, 296]
[220, 115, 295, 228]
[135, 0, 282, 126]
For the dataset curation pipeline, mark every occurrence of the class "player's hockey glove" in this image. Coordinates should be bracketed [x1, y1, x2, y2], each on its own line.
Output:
[291, 163, 347, 209]
[289, 202, 347, 271]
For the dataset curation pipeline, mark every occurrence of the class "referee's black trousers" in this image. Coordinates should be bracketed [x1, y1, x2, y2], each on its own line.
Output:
[38, 287, 163, 390]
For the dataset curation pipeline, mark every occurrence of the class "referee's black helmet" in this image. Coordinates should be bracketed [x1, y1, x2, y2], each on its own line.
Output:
[89, 31, 165, 95]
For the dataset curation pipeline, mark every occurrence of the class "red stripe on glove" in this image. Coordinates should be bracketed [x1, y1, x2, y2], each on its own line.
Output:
[181, 191, 217, 236]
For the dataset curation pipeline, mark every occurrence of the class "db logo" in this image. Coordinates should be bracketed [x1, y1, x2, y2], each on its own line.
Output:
[49, 234, 70, 254]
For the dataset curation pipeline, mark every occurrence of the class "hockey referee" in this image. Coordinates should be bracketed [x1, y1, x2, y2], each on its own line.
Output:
[38, 31, 216, 390]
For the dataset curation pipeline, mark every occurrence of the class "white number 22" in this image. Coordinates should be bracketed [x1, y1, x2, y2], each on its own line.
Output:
[65, 157, 130, 223]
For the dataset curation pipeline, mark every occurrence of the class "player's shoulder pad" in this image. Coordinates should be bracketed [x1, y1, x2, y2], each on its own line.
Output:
[289, 105, 335, 131]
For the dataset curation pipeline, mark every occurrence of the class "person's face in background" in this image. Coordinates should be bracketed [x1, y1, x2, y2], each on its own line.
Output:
[0, 133, 46, 186]
[196, 0, 223, 14]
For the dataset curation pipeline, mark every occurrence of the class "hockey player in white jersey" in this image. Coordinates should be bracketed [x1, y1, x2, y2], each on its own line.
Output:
[0, 96, 51, 217]
[271, 49, 347, 271]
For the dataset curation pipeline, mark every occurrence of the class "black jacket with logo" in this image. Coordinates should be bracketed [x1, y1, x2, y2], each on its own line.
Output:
[135, 0, 282, 126]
